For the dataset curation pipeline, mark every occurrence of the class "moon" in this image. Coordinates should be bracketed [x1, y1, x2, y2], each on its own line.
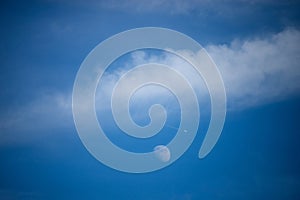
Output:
[154, 145, 171, 162]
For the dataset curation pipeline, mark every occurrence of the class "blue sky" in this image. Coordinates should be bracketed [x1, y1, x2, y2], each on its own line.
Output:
[1, 0, 300, 199]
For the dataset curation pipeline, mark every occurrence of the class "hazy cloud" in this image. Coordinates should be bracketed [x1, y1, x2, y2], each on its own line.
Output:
[97, 0, 299, 15]
[207, 27, 300, 109]
[2, 27, 299, 145]
[95, 50, 209, 113]
[46, 0, 299, 15]
[97, 28, 300, 111]
[0, 91, 72, 145]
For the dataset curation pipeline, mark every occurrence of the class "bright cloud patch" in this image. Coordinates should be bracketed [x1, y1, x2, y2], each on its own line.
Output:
[0, 92, 72, 144]
[97, 28, 300, 111]
[1, 28, 299, 145]
[207, 28, 300, 109]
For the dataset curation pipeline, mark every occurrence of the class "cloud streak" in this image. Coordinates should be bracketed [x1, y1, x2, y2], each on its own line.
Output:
[97, 27, 300, 111]
[1, 27, 299, 145]
[47, 0, 299, 16]
[96, 0, 299, 15]
[207, 27, 300, 109]
[0, 91, 72, 145]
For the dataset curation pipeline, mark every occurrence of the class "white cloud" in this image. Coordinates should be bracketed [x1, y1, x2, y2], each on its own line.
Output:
[95, 0, 297, 15]
[206, 27, 300, 109]
[100, 0, 192, 14]
[2, 28, 299, 145]
[0, 91, 72, 145]
[47, 0, 295, 15]
[97, 28, 300, 112]
[95, 50, 208, 113]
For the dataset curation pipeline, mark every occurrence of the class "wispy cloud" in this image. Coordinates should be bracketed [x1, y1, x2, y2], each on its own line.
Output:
[95, 50, 209, 113]
[2, 28, 299, 145]
[95, 0, 299, 15]
[97, 28, 300, 111]
[0, 91, 72, 145]
[99, 0, 193, 14]
[46, 0, 298, 15]
[207, 27, 300, 109]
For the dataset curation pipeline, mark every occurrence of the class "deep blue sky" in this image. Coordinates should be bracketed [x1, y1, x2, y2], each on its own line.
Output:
[1, 0, 300, 199]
